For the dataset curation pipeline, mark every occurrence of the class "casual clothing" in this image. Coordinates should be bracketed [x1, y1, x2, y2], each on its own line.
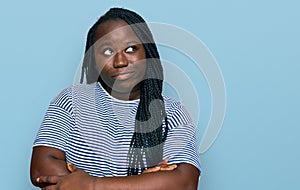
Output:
[34, 82, 201, 176]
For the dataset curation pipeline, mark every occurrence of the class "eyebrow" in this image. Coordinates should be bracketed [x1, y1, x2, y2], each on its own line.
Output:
[96, 41, 113, 49]
[95, 40, 141, 49]
[125, 40, 140, 45]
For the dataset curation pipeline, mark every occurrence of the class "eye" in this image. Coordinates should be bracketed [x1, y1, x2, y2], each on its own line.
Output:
[125, 46, 137, 53]
[103, 48, 114, 56]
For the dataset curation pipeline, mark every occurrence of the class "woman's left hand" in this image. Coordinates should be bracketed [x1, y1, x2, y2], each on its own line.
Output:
[36, 163, 95, 190]
[142, 158, 177, 174]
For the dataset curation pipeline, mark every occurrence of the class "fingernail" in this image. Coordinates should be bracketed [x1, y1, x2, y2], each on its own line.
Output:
[36, 177, 40, 182]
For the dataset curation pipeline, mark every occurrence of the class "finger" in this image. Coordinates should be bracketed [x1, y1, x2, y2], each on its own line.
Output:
[37, 175, 62, 184]
[143, 166, 160, 174]
[158, 158, 169, 165]
[67, 162, 77, 172]
[160, 164, 178, 171]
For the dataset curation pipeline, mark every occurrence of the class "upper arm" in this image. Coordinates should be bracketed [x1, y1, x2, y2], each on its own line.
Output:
[30, 146, 69, 187]
[31, 88, 75, 186]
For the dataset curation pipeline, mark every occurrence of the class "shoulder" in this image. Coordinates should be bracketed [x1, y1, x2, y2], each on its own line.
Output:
[163, 95, 194, 128]
[163, 96, 183, 110]
[50, 83, 97, 112]
[163, 96, 190, 116]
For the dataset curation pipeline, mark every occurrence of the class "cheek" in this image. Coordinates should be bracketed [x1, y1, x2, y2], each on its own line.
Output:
[100, 64, 113, 79]
[137, 61, 147, 79]
[94, 56, 111, 74]
[129, 52, 146, 72]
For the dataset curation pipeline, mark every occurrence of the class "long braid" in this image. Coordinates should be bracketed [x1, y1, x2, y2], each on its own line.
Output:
[80, 8, 169, 175]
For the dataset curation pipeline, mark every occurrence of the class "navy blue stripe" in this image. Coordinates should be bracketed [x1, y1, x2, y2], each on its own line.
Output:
[33, 83, 201, 176]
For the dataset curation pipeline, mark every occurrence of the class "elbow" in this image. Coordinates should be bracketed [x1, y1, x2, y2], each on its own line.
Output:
[30, 161, 43, 187]
[30, 146, 68, 187]
[30, 168, 40, 187]
[180, 177, 199, 190]
[176, 164, 200, 190]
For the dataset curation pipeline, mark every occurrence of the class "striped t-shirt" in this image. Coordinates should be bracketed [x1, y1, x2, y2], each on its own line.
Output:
[34, 82, 201, 176]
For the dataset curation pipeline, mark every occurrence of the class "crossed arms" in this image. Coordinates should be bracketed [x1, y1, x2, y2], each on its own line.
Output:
[30, 146, 200, 190]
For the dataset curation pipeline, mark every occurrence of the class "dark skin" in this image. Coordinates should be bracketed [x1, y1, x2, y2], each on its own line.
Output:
[30, 19, 200, 190]
[31, 146, 199, 190]
[93, 19, 147, 101]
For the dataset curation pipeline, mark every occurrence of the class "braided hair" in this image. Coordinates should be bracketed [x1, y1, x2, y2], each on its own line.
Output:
[80, 8, 169, 175]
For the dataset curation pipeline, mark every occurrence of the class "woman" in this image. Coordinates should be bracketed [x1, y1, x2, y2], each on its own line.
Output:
[30, 7, 201, 190]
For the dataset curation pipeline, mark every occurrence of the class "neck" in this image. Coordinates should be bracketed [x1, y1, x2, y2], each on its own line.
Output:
[103, 84, 141, 101]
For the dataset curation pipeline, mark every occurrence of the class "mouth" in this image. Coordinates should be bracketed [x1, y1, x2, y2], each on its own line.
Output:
[112, 71, 134, 81]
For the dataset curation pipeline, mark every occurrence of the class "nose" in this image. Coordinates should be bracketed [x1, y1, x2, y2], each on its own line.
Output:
[113, 51, 128, 68]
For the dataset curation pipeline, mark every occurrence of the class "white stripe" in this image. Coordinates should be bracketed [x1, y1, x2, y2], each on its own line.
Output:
[34, 82, 201, 176]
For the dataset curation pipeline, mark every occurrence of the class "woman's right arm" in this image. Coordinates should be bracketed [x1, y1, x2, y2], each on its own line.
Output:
[30, 146, 70, 187]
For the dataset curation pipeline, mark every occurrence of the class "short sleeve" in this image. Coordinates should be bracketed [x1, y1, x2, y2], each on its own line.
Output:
[163, 98, 201, 172]
[33, 87, 75, 152]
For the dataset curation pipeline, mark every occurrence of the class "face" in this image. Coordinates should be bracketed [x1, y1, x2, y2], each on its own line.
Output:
[93, 19, 146, 100]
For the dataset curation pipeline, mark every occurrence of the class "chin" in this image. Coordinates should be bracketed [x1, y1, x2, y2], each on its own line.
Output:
[112, 81, 140, 92]
[111, 86, 135, 94]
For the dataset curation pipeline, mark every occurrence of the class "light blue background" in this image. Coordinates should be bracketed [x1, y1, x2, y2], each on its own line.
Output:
[1, 0, 299, 189]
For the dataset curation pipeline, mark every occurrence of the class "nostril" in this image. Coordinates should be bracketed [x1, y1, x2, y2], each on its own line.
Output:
[113, 52, 129, 68]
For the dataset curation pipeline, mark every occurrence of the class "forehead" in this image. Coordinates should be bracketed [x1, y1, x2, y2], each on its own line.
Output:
[94, 19, 140, 42]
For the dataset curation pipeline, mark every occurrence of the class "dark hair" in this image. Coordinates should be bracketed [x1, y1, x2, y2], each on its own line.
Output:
[80, 7, 169, 175]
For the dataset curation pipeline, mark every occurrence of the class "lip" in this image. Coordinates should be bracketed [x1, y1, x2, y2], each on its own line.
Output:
[112, 71, 134, 80]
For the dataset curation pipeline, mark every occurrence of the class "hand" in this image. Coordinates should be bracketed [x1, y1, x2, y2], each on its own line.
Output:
[36, 163, 95, 190]
[142, 158, 177, 174]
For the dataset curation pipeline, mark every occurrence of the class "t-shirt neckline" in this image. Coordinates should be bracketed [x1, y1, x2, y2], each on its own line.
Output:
[96, 82, 140, 104]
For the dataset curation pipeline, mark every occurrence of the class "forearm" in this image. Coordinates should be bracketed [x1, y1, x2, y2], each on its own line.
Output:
[31, 155, 69, 177]
[94, 164, 199, 190]
[30, 146, 69, 187]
